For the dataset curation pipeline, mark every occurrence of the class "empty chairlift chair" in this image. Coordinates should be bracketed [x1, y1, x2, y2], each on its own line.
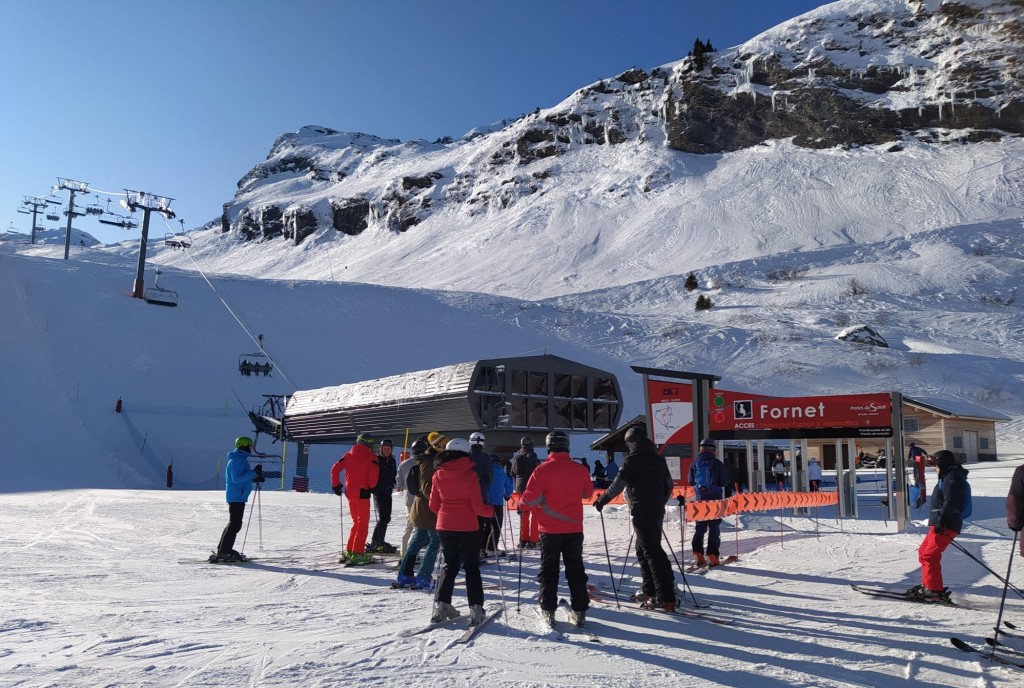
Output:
[143, 269, 178, 307]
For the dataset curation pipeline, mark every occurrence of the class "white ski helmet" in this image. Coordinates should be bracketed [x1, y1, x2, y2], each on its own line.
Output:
[469, 431, 485, 447]
[446, 438, 471, 453]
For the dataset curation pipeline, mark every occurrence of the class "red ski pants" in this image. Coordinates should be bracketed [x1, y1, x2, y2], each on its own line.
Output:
[918, 526, 956, 591]
[347, 497, 371, 553]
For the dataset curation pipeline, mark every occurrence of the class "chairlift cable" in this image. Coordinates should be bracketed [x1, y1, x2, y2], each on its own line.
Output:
[170, 221, 298, 392]
[175, 298, 250, 417]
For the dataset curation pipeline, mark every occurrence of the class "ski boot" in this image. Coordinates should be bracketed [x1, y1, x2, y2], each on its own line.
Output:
[693, 552, 707, 568]
[708, 554, 721, 567]
[469, 604, 486, 626]
[630, 590, 653, 604]
[431, 601, 460, 623]
[568, 608, 586, 628]
[413, 574, 433, 591]
[539, 607, 556, 627]
[393, 573, 415, 589]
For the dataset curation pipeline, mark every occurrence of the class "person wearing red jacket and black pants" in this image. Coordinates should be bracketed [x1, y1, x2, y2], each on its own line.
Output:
[428, 438, 492, 625]
[520, 430, 595, 628]
[331, 433, 379, 565]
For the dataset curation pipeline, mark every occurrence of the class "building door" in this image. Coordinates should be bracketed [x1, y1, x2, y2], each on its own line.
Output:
[963, 431, 979, 463]
[821, 442, 850, 471]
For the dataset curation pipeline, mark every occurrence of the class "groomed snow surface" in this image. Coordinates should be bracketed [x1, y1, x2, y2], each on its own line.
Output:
[3, 460, 1024, 687]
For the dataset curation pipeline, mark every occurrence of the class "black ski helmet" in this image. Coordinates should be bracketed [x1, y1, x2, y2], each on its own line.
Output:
[410, 438, 430, 455]
[546, 430, 570, 452]
[624, 426, 647, 446]
[521, 436, 534, 447]
[933, 449, 957, 469]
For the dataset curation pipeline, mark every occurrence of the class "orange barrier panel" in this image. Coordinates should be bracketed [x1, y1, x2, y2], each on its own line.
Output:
[685, 490, 839, 522]
[510, 485, 694, 511]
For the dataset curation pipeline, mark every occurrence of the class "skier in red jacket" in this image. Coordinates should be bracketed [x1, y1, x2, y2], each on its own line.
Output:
[331, 433, 379, 565]
[428, 438, 492, 625]
[520, 430, 595, 628]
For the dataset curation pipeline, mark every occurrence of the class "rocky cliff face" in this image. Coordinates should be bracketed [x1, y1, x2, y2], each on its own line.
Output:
[219, 0, 1022, 246]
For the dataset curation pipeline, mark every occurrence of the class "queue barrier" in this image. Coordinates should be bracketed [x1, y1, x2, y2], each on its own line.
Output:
[507, 488, 837, 522]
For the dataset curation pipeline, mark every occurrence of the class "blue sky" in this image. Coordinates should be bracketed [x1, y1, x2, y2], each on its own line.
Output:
[2, 0, 829, 244]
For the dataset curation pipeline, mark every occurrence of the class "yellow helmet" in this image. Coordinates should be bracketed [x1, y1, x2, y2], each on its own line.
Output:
[427, 431, 449, 451]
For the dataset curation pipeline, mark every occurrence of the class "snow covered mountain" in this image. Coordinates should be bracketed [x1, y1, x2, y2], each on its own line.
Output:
[155, 0, 1023, 299]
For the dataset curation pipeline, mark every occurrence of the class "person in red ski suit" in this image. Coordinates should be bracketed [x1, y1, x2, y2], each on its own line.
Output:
[331, 433, 379, 560]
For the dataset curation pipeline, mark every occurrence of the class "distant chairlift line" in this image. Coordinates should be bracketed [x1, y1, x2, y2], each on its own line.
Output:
[239, 333, 273, 377]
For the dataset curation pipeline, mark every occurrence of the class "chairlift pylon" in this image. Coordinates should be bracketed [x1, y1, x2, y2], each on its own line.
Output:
[143, 268, 178, 307]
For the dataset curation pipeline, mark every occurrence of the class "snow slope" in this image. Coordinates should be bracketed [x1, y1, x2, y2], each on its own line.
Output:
[2, 460, 1024, 687]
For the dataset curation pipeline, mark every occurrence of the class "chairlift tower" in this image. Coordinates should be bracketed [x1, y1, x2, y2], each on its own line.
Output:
[56, 178, 89, 259]
[18, 197, 50, 245]
[121, 189, 175, 300]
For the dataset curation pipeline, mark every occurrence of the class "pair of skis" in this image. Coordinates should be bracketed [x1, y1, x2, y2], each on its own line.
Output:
[685, 555, 739, 573]
[950, 635, 1024, 669]
[850, 584, 957, 606]
[397, 605, 503, 644]
[586, 584, 732, 625]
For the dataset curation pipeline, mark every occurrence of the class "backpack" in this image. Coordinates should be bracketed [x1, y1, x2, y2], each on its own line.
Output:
[406, 463, 421, 497]
[937, 475, 973, 519]
[693, 456, 717, 493]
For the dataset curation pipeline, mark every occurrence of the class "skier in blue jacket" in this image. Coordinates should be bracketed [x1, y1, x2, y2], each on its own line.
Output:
[483, 452, 514, 555]
[212, 436, 263, 562]
[688, 439, 731, 567]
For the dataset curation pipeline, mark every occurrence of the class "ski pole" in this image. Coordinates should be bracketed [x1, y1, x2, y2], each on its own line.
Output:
[516, 521, 524, 613]
[490, 513, 509, 618]
[676, 496, 686, 566]
[663, 528, 701, 608]
[993, 531, 1019, 643]
[598, 509, 621, 609]
[949, 538, 1024, 599]
[617, 528, 635, 595]
[257, 480, 263, 552]
[241, 490, 256, 552]
[339, 493, 346, 559]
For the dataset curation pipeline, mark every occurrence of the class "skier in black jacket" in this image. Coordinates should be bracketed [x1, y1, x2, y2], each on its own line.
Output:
[368, 439, 398, 553]
[511, 437, 540, 548]
[593, 426, 676, 611]
[909, 449, 969, 602]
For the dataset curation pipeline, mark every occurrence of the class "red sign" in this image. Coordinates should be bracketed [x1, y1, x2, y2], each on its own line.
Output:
[710, 392, 892, 434]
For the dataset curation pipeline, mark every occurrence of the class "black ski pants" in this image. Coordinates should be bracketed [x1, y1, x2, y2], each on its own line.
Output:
[632, 507, 675, 604]
[692, 518, 722, 557]
[480, 509, 505, 552]
[437, 529, 484, 607]
[538, 532, 589, 613]
[217, 502, 246, 554]
[370, 491, 393, 546]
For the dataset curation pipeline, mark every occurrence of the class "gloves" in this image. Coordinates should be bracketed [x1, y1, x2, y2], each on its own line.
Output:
[676, 495, 686, 506]
[254, 464, 263, 474]
[594, 500, 604, 512]
[359, 488, 372, 499]
[935, 523, 949, 536]
[332, 484, 343, 496]
[253, 475, 265, 484]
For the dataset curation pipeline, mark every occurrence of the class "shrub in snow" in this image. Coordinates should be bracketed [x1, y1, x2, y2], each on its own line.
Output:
[684, 273, 698, 291]
[835, 324, 888, 348]
[695, 294, 714, 311]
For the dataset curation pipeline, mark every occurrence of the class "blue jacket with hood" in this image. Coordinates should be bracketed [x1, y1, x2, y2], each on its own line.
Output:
[225, 448, 256, 503]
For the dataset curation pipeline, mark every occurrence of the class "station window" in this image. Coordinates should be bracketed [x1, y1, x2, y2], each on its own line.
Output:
[572, 402, 588, 429]
[981, 437, 990, 449]
[953, 436, 963, 449]
[571, 375, 587, 398]
[509, 397, 528, 426]
[475, 367, 501, 392]
[593, 403, 613, 430]
[510, 370, 529, 395]
[903, 418, 920, 432]
[529, 372, 548, 396]
[594, 378, 616, 401]
[528, 399, 548, 427]
[554, 373, 572, 398]
[553, 400, 571, 429]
